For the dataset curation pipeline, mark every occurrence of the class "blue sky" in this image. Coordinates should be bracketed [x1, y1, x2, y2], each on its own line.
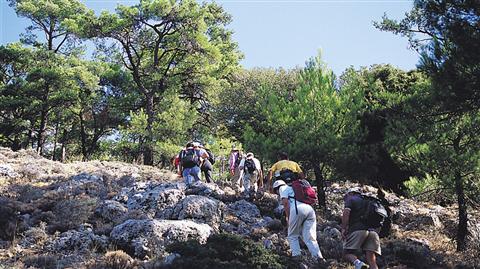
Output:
[0, 0, 419, 75]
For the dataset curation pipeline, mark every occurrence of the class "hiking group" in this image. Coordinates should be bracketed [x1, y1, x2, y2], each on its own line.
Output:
[175, 144, 388, 269]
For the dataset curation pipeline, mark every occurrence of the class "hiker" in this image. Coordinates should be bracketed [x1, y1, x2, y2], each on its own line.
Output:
[173, 151, 182, 177]
[341, 187, 383, 269]
[273, 179, 325, 263]
[267, 152, 305, 192]
[200, 145, 215, 183]
[178, 142, 209, 186]
[238, 152, 263, 198]
[228, 147, 243, 189]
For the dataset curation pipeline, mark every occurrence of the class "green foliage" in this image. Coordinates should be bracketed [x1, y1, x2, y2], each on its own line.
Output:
[71, 0, 241, 165]
[243, 54, 364, 176]
[166, 233, 284, 269]
[376, 0, 480, 251]
[338, 65, 430, 191]
[404, 174, 441, 199]
[213, 68, 299, 139]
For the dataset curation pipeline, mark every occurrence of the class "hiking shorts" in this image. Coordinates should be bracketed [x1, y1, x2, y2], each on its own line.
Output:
[344, 230, 381, 255]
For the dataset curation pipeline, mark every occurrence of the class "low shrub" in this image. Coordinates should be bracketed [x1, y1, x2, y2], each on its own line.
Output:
[166, 233, 286, 269]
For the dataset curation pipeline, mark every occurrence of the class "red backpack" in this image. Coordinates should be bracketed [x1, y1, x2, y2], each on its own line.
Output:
[289, 179, 317, 214]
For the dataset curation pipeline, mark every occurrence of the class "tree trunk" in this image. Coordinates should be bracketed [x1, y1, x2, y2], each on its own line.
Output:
[455, 170, 468, 251]
[61, 144, 66, 162]
[52, 121, 59, 161]
[453, 135, 468, 251]
[27, 122, 34, 149]
[143, 94, 155, 166]
[60, 128, 68, 162]
[79, 113, 89, 161]
[37, 84, 50, 155]
[312, 162, 327, 209]
[37, 107, 48, 155]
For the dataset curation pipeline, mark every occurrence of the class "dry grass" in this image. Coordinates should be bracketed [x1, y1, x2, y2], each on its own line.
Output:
[88, 250, 138, 269]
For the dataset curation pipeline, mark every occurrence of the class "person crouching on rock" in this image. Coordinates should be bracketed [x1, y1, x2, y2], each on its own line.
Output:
[273, 180, 326, 264]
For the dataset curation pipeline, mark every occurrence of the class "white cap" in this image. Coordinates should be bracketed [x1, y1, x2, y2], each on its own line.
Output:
[347, 186, 363, 194]
[273, 180, 286, 189]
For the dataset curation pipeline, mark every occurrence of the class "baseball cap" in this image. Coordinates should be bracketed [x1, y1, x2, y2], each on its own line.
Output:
[347, 187, 363, 194]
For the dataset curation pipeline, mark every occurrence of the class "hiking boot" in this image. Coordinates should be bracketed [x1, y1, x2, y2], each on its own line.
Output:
[354, 260, 369, 269]
[316, 258, 329, 269]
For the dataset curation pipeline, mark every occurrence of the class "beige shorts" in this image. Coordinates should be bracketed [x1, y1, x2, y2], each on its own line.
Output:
[344, 230, 381, 255]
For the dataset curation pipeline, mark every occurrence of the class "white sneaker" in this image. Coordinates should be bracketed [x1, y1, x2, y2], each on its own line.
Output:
[354, 260, 369, 269]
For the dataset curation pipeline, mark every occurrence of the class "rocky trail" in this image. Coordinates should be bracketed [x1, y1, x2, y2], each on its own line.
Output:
[0, 147, 478, 269]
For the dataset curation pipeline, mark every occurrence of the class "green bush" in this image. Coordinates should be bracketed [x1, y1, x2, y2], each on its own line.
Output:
[166, 233, 285, 269]
[403, 174, 454, 204]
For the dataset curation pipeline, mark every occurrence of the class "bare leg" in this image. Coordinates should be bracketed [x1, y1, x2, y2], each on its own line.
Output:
[365, 251, 378, 269]
[343, 253, 357, 263]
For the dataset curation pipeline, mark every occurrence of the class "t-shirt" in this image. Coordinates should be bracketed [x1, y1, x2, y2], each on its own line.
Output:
[344, 194, 368, 233]
[270, 160, 302, 177]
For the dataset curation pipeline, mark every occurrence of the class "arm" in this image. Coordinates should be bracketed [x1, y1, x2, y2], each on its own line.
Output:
[228, 153, 235, 175]
[258, 169, 264, 188]
[341, 208, 351, 240]
[296, 163, 305, 179]
[282, 197, 290, 223]
[267, 170, 273, 192]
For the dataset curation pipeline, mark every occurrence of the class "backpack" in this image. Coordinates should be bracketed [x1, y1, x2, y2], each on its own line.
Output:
[280, 169, 299, 184]
[360, 195, 388, 229]
[289, 179, 317, 214]
[205, 149, 215, 164]
[244, 159, 256, 173]
[180, 148, 199, 168]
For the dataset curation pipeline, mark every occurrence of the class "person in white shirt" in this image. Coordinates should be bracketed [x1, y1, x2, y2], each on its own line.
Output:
[277, 180, 325, 262]
[238, 152, 263, 198]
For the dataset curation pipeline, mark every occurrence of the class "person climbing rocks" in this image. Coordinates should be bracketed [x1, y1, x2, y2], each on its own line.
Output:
[273, 179, 326, 264]
[238, 152, 263, 199]
[228, 147, 243, 189]
[178, 142, 209, 186]
[266, 152, 305, 192]
[199, 144, 215, 183]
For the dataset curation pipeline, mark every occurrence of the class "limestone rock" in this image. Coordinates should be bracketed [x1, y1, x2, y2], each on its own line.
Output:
[172, 195, 224, 229]
[95, 200, 128, 223]
[48, 225, 108, 253]
[110, 219, 212, 258]
[228, 199, 261, 224]
[120, 182, 185, 218]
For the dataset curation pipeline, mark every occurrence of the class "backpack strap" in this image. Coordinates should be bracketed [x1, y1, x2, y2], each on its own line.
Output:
[288, 195, 299, 215]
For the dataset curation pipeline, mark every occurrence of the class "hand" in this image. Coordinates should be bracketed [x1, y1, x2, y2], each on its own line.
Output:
[230, 169, 234, 176]
[341, 228, 347, 240]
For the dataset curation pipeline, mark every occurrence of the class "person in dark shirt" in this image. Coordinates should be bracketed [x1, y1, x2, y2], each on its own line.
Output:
[341, 187, 381, 269]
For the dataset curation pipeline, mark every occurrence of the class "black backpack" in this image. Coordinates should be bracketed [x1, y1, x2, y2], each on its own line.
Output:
[280, 169, 299, 184]
[244, 159, 256, 173]
[180, 148, 199, 168]
[360, 195, 388, 229]
[205, 149, 215, 164]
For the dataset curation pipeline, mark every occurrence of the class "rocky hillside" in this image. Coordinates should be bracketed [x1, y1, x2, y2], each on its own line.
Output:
[0, 147, 478, 269]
